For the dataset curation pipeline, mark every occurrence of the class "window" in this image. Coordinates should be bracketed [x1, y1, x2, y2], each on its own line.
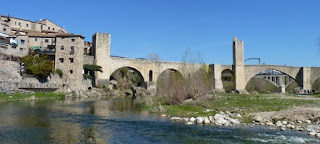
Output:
[59, 58, 64, 63]
[20, 40, 25, 45]
[19, 22, 21, 26]
[35, 38, 37, 41]
[71, 39, 75, 42]
[70, 46, 74, 54]
[3, 28, 6, 32]
[45, 39, 49, 43]
[41, 25, 43, 30]
[19, 48, 23, 52]
[61, 46, 64, 50]
[48, 27, 50, 30]
[149, 70, 153, 81]
[26, 24, 29, 27]
[69, 58, 74, 63]
[53, 28, 55, 31]
[70, 70, 73, 74]
[15, 22, 17, 25]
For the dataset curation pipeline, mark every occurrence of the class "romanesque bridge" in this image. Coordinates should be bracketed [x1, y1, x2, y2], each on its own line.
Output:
[93, 33, 319, 93]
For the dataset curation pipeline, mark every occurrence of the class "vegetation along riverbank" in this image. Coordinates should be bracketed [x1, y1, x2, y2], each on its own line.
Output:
[0, 90, 65, 102]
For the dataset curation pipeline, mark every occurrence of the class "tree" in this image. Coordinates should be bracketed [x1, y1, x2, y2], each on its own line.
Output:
[156, 48, 213, 104]
[147, 53, 160, 61]
[83, 64, 103, 80]
[83, 64, 103, 73]
[21, 54, 54, 78]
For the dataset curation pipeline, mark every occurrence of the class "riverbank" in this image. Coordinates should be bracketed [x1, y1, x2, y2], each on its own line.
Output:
[138, 93, 320, 137]
[0, 92, 65, 102]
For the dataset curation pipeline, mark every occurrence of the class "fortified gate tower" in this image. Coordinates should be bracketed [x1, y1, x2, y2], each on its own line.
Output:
[233, 37, 248, 94]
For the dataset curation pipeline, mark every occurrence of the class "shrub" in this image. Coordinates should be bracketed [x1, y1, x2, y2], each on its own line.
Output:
[21, 54, 53, 78]
[55, 69, 63, 78]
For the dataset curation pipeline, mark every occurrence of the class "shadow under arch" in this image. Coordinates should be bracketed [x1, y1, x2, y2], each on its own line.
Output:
[221, 69, 235, 92]
[156, 68, 184, 93]
[311, 77, 320, 92]
[109, 66, 145, 88]
[245, 69, 297, 93]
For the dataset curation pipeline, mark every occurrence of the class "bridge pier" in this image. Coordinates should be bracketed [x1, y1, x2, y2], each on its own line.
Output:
[146, 81, 156, 91]
[302, 67, 311, 92]
[279, 76, 286, 94]
[211, 64, 225, 92]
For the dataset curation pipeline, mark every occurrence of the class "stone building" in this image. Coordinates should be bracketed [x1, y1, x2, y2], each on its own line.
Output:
[0, 15, 67, 35]
[55, 34, 85, 91]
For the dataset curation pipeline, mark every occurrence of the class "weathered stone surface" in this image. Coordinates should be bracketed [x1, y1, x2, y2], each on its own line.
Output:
[196, 117, 204, 124]
[170, 117, 182, 121]
[189, 117, 196, 122]
[253, 116, 263, 122]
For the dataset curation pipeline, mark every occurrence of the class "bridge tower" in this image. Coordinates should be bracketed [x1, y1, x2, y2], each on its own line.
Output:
[233, 37, 248, 94]
[92, 32, 111, 87]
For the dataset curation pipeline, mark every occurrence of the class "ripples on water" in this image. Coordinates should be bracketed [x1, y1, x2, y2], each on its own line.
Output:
[0, 99, 319, 144]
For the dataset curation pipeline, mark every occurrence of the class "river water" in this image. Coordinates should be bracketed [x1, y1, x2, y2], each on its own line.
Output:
[0, 99, 319, 144]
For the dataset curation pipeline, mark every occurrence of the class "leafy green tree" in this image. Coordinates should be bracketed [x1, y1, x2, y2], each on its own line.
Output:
[83, 64, 103, 73]
[21, 54, 53, 78]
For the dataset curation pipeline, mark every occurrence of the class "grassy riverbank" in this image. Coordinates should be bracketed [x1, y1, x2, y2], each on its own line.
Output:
[140, 93, 320, 123]
[0, 92, 65, 101]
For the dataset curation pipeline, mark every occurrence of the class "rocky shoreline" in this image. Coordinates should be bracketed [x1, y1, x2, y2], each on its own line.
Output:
[166, 109, 320, 138]
[167, 111, 241, 126]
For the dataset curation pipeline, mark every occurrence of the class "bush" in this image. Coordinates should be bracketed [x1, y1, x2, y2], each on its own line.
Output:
[55, 69, 63, 78]
[21, 54, 53, 78]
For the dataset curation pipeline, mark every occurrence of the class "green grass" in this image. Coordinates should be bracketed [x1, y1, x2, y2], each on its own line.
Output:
[201, 93, 320, 113]
[162, 105, 204, 117]
[0, 92, 65, 101]
[0, 93, 32, 101]
[141, 93, 320, 119]
[35, 92, 65, 100]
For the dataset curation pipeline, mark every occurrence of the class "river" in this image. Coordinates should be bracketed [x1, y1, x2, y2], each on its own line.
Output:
[0, 99, 319, 143]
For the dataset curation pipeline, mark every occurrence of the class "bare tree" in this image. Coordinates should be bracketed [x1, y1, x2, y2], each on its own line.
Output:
[157, 48, 213, 104]
[147, 53, 160, 61]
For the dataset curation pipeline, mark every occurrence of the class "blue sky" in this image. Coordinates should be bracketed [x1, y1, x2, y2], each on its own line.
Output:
[1, 0, 320, 66]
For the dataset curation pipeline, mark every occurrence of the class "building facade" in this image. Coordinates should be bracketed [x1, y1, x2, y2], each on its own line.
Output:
[0, 15, 67, 35]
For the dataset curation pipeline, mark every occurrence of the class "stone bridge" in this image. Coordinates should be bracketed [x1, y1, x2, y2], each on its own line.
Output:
[92, 33, 204, 90]
[92, 33, 320, 93]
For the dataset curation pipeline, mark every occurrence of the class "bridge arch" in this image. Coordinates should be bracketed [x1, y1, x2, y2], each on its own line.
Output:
[109, 66, 146, 87]
[157, 68, 183, 81]
[221, 69, 235, 92]
[244, 65, 301, 85]
[245, 68, 298, 93]
[156, 68, 184, 95]
[311, 76, 320, 92]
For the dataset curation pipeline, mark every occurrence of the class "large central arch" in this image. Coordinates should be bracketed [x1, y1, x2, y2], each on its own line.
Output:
[109, 66, 146, 88]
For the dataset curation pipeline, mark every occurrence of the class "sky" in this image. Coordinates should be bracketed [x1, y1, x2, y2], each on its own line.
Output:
[1, 0, 320, 66]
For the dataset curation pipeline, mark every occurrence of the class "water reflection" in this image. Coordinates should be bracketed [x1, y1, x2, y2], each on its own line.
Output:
[0, 99, 320, 144]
